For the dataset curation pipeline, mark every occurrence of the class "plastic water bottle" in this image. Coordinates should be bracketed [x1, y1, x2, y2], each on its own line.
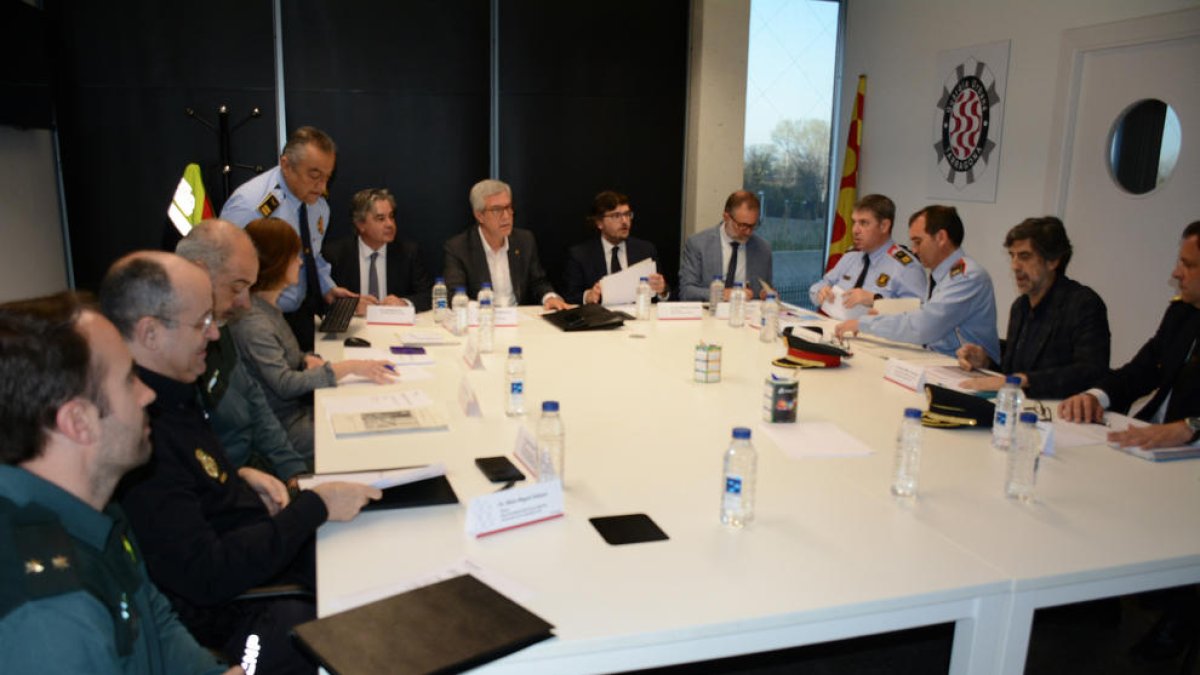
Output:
[432, 277, 448, 323]
[505, 346, 525, 416]
[991, 375, 1025, 450]
[478, 283, 495, 353]
[721, 427, 757, 527]
[708, 275, 724, 315]
[728, 282, 746, 328]
[1005, 411, 1041, 502]
[635, 277, 652, 320]
[536, 401, 564, 482]
[451, 286, 469, 335]
[891, 408, 923, 498]
[759, 291, 779, 342]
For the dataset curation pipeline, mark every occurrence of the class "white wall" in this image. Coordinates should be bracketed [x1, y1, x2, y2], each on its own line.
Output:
[838, 0, 1199, 362]
[0, 126, 68, 301]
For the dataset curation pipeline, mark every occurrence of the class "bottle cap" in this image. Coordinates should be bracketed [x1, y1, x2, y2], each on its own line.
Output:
[713, 275, 723, 281]
[508, 346, 522, 355]
[1019, 411, 1038, 424]
[765, 292, 777, 300]
[481, 282, 492, 289]
[732, 427, 751, 440]
[1005, 375, 1022, 386]
[640, 276, 649, 282]
[733, 281, 744, 288]
[455, 286, 467, 294]
[542, 400, 559, 412]
[904, 407, 922, 419]
[435, 276, 445, 283]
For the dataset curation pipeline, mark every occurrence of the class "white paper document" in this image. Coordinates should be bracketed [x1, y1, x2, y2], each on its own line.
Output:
[397, 330, 460, 346]
[599, 258, 657, 306]
[760, 421, 875, 459]
[820, 287, 869, 321]
[322, 390, 435, 417]
[365, 304, 415, 325]
[342, 346, 435, 367]
[296, 463, 446, 491]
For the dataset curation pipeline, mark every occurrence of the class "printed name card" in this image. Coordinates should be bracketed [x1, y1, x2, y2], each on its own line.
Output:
[883, 358, 925, 391]
[465, 305, 520, 327]
[461, 335, 483, 370]
[512, 426, 541, 479]
[656, 302, 704, 320]
[366, 304, 416, 325]
[458, 376, 481, 416]
[465, 479, 564, 537]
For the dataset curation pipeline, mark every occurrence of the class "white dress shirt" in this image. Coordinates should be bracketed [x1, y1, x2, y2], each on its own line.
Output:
[478, 227, 516, 307]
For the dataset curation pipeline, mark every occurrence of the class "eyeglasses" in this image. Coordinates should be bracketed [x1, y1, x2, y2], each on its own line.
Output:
[481, 205, 514, 216]
[604, 211, 635, 221]
[156, 311, 215, 333]
[1024, 400, 1052, 422]
[727, 216, 759, 231]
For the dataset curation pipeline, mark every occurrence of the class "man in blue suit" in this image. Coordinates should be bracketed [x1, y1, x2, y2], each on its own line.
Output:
[562, 191, 670, 304]
[678, 190, 773, 301]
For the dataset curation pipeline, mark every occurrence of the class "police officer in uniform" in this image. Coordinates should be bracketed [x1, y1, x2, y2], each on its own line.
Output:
[810, 194, 926, 310]
[220, 126, 358, 351]
[836, 205, 1000, 361]
[0, 292, 234, 674]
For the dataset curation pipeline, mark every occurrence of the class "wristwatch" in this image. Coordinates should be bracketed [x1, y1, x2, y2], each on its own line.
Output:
[1186, 417, 1200, 443]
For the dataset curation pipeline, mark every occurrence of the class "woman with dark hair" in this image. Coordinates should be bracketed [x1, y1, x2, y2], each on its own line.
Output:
[231, 217, 393, 462]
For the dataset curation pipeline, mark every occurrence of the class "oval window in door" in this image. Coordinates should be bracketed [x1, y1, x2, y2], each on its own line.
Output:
[1108, 99, 1181, 195]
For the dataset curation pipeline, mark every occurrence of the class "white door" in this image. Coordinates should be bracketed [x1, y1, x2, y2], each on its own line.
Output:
[1050, 9, 1200, 364]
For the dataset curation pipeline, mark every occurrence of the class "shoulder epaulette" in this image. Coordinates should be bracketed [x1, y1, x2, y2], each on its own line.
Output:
[889, 244, 915, 266]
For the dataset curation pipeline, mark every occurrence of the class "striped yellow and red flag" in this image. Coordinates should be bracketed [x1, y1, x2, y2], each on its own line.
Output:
[825, 75, 866, 272]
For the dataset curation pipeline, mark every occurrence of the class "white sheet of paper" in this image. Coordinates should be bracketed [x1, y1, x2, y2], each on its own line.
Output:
[820, 287, 869, 321]
[366, 304, 415, 325]
[342, 346, 434, 367]
[874, 297, 921, 315]
[296, 463, 445, 491]
[397, 330, 460, 346]
[338, 367, 433, 385]
[760, 421, 875, 458]
[322, 391, 434, 418]
[465, 479, 564, 537]
[599, 258, 657, 306]
[1053, 412, 1142, 449]
[321, 559, 533, 616]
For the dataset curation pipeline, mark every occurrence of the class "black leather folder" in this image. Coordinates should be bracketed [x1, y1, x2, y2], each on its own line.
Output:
[363, 475, 458, 512]
[541, 303, 626, 331]
[292, 574, 554, 674]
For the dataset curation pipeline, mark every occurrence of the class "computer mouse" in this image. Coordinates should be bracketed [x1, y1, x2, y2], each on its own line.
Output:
[343, 336, 371, 348]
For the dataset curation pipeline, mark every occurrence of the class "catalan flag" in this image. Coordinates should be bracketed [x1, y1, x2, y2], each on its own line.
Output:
[826, 75, 865, 272]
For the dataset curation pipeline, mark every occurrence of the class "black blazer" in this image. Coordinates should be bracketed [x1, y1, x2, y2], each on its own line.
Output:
[1000, 275, 1110, 399]
[1099, 299, 1200, 421]
[442, 227, 555, 305]
[324, 236, 433, 312]
[561, 236, 660, 304]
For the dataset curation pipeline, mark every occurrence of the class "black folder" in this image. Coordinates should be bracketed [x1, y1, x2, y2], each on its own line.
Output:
[364, 475, 458, 512]
[292, 574, 554, 674]
[541, 303, 626, 331]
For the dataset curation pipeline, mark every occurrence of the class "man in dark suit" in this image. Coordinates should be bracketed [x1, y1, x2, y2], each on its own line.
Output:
[1060, 220, 1200, 449]
[562, 190, 670, 304]
[324, 188, 433, 312]
[443, 179, 569, 310]
[956, 217, 1110, 399]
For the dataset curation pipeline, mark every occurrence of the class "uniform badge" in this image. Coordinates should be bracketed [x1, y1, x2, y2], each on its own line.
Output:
[892, 248, 914, 265]
[876, 273, 890, 287]
[950, 259, 966, 279]
[194, 448, 227, 483]
[316, 215, 325, 235]
[122, 535, 137, 564]
[257, 194, 280, 217]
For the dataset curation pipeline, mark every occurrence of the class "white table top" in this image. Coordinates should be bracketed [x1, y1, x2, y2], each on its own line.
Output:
[313, 308, 1200, 673]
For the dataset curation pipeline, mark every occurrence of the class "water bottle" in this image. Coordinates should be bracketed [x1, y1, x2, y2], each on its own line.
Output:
[536, 401, 565, 482]
[728, 282, 746, 328]
[451, 286, 469, 335]
[721, 427, 757, 527]
[635, 276, 652, 320]
[1005, 411, 1041, 502]
[432, 277, 448, 323]
[991, 375, 1025, 450]
[759, 291, 779, 342]
[477, 282, 495, 353]
[505, 346, 525, 416]
[708, 275, 724, 315]
[891, 408, 923, 498]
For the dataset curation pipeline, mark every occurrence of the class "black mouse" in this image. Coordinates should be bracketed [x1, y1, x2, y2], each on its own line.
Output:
[343, 336, 371, 348]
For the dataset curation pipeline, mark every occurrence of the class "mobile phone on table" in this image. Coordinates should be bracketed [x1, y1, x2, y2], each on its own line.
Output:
[475, 456, 525, 483]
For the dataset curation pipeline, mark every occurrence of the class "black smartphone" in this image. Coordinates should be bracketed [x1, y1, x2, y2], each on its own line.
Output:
[474, 456, 525, 483]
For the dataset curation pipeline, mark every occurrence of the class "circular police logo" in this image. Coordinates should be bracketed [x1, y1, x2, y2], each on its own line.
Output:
[934, 57, 1000, 187]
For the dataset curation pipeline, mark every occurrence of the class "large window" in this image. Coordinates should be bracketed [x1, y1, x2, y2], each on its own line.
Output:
[743, 0, 842, 308]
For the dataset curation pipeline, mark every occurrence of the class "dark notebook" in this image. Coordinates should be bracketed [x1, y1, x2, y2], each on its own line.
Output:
[542, 303, 626, 332]
[364, 475, 458, 512]
[292, 574, 554, 674]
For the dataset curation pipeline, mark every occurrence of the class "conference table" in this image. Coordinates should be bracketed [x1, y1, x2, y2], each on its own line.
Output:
[312, 306, 1200, 674]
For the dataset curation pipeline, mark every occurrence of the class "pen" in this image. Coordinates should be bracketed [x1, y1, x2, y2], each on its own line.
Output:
[384, 364, 396, 373]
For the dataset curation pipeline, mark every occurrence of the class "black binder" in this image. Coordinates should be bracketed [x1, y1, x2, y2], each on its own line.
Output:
[292, 574, 554, 674]
[541, 303, 626, 332]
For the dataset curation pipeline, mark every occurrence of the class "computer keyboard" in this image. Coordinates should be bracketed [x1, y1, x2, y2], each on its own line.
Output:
[318, 296, 358, 333]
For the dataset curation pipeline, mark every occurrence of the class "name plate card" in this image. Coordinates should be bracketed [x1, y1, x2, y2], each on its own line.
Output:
[512, 426, 541, 479]
[465, 305, 520, 327]
[657, 302, 704, 320]
[883, 358, 925, 391]
[465, 479, 564, 538]
[366, 304, 415, 325]
[457, 376, 481, 417]
[461, 335, 483, 370]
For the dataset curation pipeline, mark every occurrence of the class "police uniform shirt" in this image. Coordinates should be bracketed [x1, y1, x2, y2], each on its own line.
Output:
[859, 247, 1001, 362]
[0, 466, 225, 675]
[220, 165, 336, 313]
[808, 240, 927, 306]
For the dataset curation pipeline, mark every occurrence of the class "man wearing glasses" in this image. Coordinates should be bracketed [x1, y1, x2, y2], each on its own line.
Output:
[443, 179, 569, 310]
[99, 251, 380, 673]
[562, 190, 670, 304]
[679, 190, 773, 301]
